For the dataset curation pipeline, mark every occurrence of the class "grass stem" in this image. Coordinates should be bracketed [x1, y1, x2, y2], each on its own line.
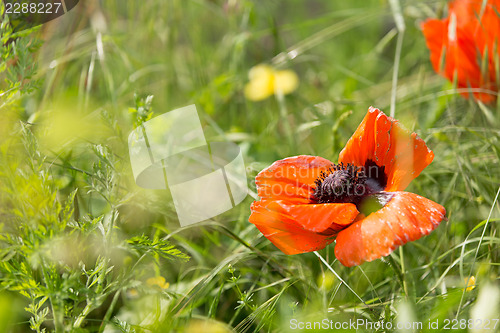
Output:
[313, 251, 376, 319]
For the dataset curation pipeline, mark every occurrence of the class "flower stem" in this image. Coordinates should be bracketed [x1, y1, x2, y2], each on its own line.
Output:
[388, 0, 405, 118]
[276, 91, 296, 152]
[41, 262, 64, 333]
[386, 253, 407, 298]
[399, 247, 409, 298]
[51, 300, 64, 333]
[98, 290, 122, 333]
[73, 301, 93, 328]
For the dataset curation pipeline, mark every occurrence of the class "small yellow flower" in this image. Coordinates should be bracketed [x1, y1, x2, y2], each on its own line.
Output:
[244, 64, 298, 101]
[146, 276, 169, 289]
[465, 276, 476, 292]
[128, 288, 139, 298]
[317, 271, 336, 290]
[184, 319, 233, 333]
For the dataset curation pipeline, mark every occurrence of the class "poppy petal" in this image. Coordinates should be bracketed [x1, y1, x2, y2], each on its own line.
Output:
[421, 17, 448, 76]
[251, 223, 334, 255]
[334, 191, 446, 267]
[255, 155, 334, 204]
[250, 200, 357, 254]
[422, 17, 493, 101]
[250, 200, 359, 234]
[421, 0, 500, 102]
[338, 107, 434, 192]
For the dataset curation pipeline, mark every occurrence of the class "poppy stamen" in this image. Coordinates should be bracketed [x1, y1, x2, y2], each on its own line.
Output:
[312, 160, 389, 208]
[312, 163, 367, 204]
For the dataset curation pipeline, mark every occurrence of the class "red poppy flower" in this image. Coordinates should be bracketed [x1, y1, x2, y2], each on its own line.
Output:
[249, 107, 446, 267]
[421, 0, 500, 102]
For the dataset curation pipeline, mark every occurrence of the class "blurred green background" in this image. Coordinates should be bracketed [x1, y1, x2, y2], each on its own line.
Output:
[0, 0, 499, 332]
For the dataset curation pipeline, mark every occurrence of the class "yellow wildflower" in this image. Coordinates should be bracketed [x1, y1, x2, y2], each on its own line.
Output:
[317, 271, 335, 290]
[465, 276, 476, 292]
[244, 64, 298, 101]
[184, 319, 233, 333]
[127, 288, 139, 298]
[146, 276, 169, 289]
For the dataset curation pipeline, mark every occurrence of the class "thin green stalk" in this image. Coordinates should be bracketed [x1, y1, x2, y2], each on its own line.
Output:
[313, 251, 376, 319]
[272, 12, 378, 65]
[456, 185, 500, 318]
[98, 290, 122, 333]
[388, 0, 405, 118]
[73, 301, 94, 329]
[386, 254, 407, 298]
[275, 91, 296, 152]
[51, 302, 64, 333]
[399, 247, 409, 298]
[41, 264, 64, 333]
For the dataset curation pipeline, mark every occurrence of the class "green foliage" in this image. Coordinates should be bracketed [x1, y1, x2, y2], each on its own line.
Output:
[0, 0, 499, 332]
[0, 122, 189, 331]
[127, 235, 190, 262]
[0, 4, 41, 101]
[129, 94, 154, 129]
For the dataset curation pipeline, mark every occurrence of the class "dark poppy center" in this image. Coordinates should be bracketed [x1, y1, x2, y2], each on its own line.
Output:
[312, 163, 366, 205]
[312, 160, 389, 210]
[363, 159, 387, 191]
